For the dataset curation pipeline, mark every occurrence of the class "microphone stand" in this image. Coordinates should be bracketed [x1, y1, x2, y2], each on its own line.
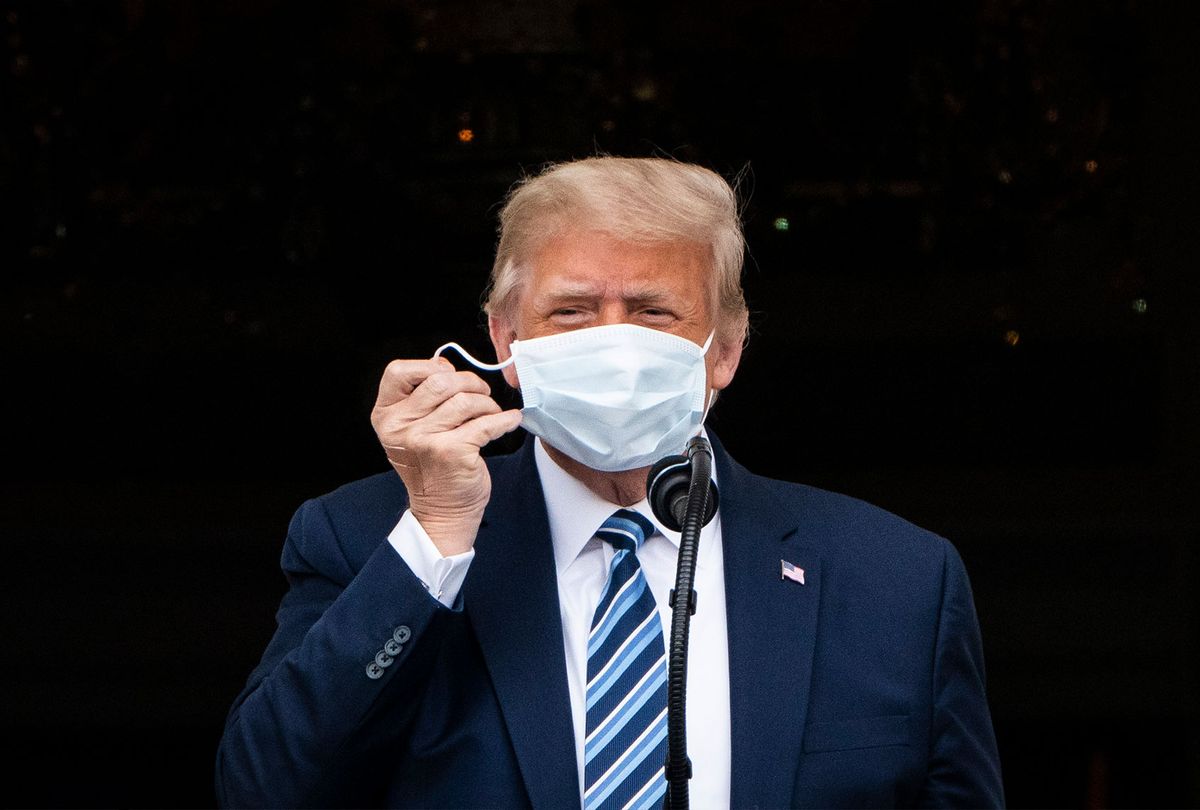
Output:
[647, 437, 718, 810]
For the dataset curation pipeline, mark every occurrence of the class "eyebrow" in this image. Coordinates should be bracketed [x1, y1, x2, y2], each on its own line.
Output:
[536, 284, 676, 306]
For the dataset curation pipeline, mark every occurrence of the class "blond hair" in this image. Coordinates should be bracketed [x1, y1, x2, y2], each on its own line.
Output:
[484, 156, 749, 344]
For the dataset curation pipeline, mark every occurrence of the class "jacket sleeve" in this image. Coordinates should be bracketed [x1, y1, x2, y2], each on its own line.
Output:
[215, 496, 456, 808]
[919, 541, 1005, 808]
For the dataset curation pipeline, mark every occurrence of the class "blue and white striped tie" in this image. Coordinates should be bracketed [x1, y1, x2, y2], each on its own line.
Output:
[583, 509, 669, 810]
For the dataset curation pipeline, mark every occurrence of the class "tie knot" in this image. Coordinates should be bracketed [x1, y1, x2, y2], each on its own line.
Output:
[597, 508, 655, 552]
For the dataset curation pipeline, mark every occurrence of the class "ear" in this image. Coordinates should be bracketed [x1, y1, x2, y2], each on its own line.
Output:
[488, 313, 520, 389]
[708, 335, 744, 392]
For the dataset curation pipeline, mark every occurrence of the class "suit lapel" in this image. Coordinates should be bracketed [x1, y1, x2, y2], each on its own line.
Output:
[464, 440, 579, 809]
[461, 435, 822, 809]
[715, 441, 821, 810]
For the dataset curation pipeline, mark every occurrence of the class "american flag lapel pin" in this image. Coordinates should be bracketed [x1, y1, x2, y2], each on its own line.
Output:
[781, 559, 806, 585]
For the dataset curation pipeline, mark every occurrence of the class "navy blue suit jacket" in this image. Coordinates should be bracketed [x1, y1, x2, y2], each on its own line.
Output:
[216, 435, 1003, 808]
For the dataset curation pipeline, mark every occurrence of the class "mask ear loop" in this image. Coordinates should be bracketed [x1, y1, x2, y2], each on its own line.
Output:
[433, 341, 515, 371]
[698, 332, 718, 429]
[700, 330, 719, 416]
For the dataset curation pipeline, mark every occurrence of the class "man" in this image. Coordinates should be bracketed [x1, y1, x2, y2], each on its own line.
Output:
[216, 157, 1004, 808]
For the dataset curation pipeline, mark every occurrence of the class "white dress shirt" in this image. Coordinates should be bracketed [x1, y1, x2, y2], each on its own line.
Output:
[387, 438, 732, 808]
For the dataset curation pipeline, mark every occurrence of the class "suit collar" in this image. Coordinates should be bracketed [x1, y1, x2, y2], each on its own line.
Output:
[532, 436, 720, 575]
[712, 434, 820, 810]
[533, 437, 628, 575]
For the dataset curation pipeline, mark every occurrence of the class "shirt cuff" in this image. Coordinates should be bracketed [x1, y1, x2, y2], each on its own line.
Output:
[387, 509, 475, 608]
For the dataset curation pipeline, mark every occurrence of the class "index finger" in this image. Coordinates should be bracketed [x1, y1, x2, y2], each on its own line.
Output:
[375, 357, 456, 404]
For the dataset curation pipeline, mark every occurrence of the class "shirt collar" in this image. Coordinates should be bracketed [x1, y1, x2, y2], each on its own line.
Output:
[533, 435, 719, 575]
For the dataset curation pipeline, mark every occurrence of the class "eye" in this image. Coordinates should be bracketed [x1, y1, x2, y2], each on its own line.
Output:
[639, 307, 675, 323]
[549, 306, 591, 325]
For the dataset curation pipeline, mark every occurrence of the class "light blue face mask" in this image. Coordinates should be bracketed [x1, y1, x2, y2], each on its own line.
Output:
[436, 323, 715, 472]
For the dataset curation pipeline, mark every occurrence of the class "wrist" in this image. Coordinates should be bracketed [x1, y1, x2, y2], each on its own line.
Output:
[408, 506, 484, 556]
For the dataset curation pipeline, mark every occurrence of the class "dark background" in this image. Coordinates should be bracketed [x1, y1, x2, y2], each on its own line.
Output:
[4, 0, 1198, 806]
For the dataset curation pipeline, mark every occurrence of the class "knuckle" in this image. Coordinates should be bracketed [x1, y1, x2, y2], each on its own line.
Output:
[427, 439, 458, 465]
[457, 370, 489, 392]
[458, 392, 499, 421]
[405, 432, 433, 455]
[377, 409, 418, 440]
[383, 417, 409, 440]
[447, 391, 475, 417]
[370, 407, 387, 431]
[384, 359, 411, 378]
[423, 372, 452, 397]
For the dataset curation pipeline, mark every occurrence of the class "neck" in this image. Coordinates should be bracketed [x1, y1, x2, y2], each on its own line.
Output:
[542, 443, 648, 506]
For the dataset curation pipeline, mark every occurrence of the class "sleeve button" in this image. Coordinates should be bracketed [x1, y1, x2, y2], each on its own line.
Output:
[393, 625, 412, 644]
[375, 651, 394, 668]
[366, 662, 384, 680]
[384, 639, 403, 656]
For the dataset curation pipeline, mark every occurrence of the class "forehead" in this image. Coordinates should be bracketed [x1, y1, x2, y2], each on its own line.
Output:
[526, 231, 711, 296]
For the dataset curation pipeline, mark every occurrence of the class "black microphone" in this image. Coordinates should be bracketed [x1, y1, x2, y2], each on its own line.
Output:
[645, 436, 718, 810]
[646, 438, 719, 532]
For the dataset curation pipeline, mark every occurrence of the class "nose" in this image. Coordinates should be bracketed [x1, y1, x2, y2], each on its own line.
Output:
[596, 300, 630, 327]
